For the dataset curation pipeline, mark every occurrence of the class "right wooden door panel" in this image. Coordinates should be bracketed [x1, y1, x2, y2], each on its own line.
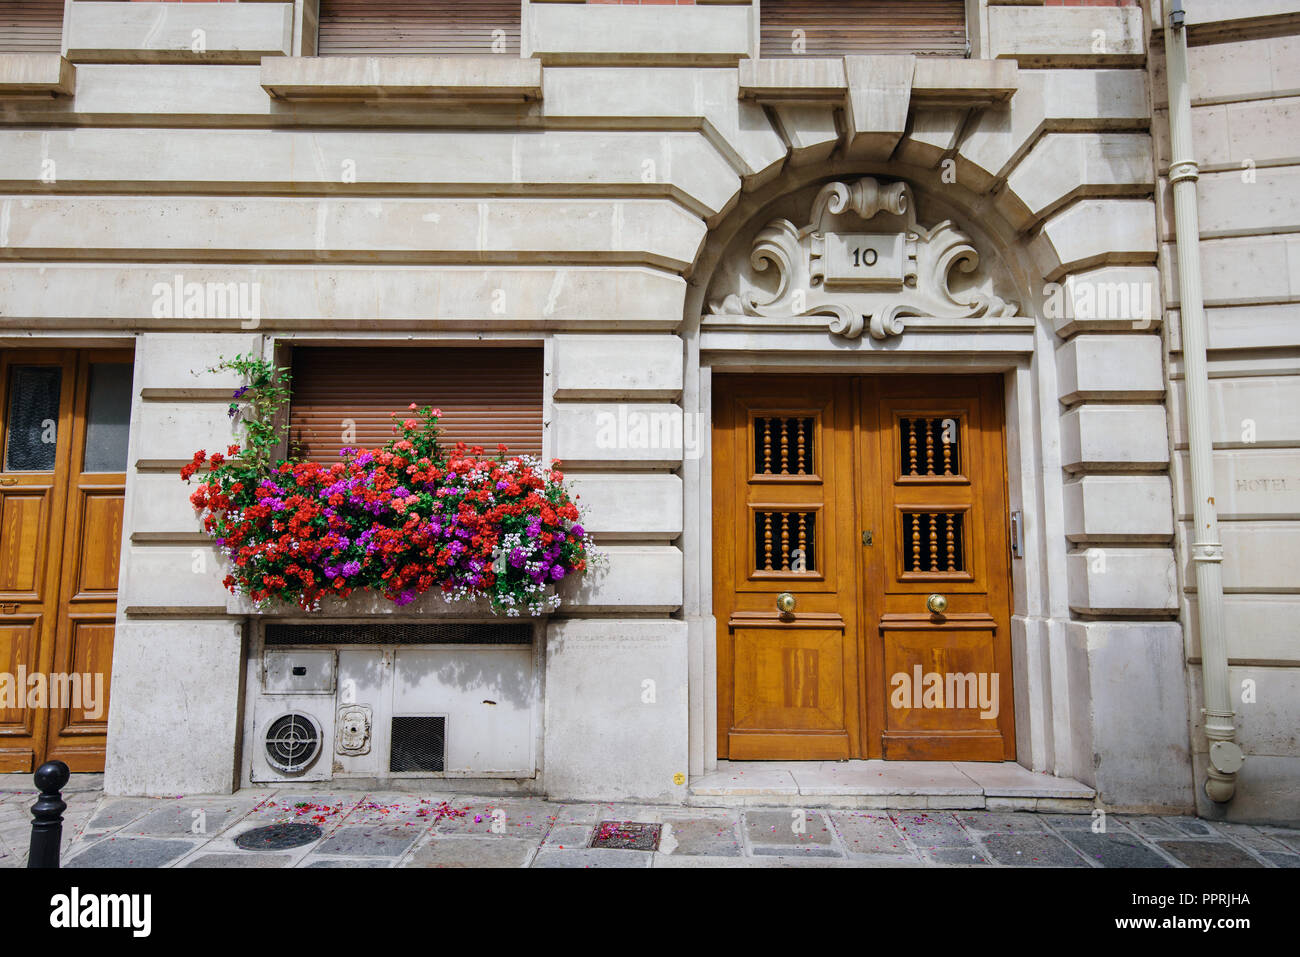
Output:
[860, 376, 1014, 760]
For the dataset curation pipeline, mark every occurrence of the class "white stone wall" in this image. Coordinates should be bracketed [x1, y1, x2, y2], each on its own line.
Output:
[7, 0, 1288, 816]
[1150, 0, 1300, 823]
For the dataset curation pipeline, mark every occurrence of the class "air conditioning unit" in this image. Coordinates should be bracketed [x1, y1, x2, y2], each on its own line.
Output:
[250, 650, 337, 783]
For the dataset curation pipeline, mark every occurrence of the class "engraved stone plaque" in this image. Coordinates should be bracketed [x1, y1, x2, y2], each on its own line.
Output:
[824, 232, 905, 287]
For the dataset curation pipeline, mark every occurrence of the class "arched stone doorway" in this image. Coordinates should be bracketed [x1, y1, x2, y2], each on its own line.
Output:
[681, 160, 1073, 783]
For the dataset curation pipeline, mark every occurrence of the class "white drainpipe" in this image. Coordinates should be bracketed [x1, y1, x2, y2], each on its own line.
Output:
[1164, 0, 1243, 802]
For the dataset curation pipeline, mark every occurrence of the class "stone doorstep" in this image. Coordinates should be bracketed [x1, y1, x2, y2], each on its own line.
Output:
[688, 761, 1096, 812]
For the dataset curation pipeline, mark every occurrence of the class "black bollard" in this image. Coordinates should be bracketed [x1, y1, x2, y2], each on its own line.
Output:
[27, 760, 70, 869]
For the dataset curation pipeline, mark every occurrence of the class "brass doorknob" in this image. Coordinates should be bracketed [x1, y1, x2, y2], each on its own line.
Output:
[926, 593, 948, 615]
[776, 592, 797, 614]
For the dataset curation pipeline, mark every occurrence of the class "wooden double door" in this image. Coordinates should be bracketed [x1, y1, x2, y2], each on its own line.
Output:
[714, 374, 1015, 761]
[0, 350, 132, 772]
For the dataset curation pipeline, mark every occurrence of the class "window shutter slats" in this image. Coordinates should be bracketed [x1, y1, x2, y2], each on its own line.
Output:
[0, 1, 64, 53]
[760, 0, 967, 58]
[317, 1, 522, 56]
[288, 347, 544, 463]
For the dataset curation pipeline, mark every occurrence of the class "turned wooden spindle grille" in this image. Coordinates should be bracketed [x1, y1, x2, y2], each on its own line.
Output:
[902, 511, 965, 573]
[753, 415, 815, 476]
[753, 510, 817, 573]
[899, 416, 961, 477]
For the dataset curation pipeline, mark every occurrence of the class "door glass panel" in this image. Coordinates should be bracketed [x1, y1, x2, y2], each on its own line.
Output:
[83, 363, 133, 473]
[4, 366, 62, 471]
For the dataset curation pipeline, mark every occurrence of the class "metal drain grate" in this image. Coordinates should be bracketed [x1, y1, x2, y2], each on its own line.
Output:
[591, 821, 662, 851]
[235, 823, 323, 851]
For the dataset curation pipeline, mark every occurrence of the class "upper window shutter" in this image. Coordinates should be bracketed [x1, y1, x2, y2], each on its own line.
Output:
[0, 0, 64, 53]
[760, 0, 968, 58]
[317, 0, 522, 56]
[288, 347, 544, 463]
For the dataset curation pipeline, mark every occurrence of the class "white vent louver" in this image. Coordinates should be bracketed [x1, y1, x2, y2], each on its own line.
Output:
[263, 712, 323, 775]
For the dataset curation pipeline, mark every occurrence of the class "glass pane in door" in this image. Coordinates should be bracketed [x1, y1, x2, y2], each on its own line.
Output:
[4, 366, 62, 471]
[83, 363, 133, 473]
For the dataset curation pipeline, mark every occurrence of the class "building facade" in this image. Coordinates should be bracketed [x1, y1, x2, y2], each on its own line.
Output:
[0, 0, 1295, 823]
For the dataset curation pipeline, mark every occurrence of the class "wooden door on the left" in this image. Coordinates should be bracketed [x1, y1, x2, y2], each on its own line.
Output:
[0, 350, 132, 772]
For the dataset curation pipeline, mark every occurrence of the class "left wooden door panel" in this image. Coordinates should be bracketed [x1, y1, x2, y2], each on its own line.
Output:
[714, 378, 862, 760]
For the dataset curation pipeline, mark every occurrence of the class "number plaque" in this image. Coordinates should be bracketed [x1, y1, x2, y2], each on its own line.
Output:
[823, 232, 905, 287]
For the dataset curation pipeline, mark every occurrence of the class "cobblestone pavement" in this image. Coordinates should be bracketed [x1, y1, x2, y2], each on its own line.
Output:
[2, 778, 1297, 868]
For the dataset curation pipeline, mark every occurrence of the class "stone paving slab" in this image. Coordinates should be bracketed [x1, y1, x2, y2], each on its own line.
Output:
[1261, 851, 1300, 868]
[651, 853, 878, 868]
[925, 846, 994, 866]
[1155, 840, 1265, 868]
[550, 803, 603, 826]
[1214, 822, 1289, 852]
[542, 824, 592, 848]
[1061, 831, 1177, 868]
[66, 836, 200, 868]
[1164, 816, 1218, 837]
[302, 857, 393, 868]
[403, 836, 537, 868]
[743, 809, 837, 850]
[120, 796, 267, 838]
[314, 825, 421, 858]
[1262, 829, 1300, 854]
[657, 816, 744, 857]
[183, 852, 297, 868]
[828, 810, 918, 863]
[1126, 816, 1182, 838]
[532, 847, 652, 868]
[955, 811, 1047, 834]
[85, 797, 162, 833]
[980, 834, 1090, 867]
[431, 799, 559, 838]
[890, 811, 979, 848]
[1040, 813, 1121, 831]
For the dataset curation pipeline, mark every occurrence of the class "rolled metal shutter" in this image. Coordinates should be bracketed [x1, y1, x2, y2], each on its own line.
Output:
[317, 0, 521, 56]
[760, 0, 967, 58]
[0, 0, 64, 53]
[288, 347, 544, 463]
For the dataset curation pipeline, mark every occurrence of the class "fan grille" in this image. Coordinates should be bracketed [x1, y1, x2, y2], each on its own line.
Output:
[264, 713, 322, 774]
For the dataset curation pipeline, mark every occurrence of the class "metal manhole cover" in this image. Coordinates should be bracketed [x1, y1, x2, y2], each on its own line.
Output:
[235, 823, 323, 851]
[591, 821, 662, 851]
